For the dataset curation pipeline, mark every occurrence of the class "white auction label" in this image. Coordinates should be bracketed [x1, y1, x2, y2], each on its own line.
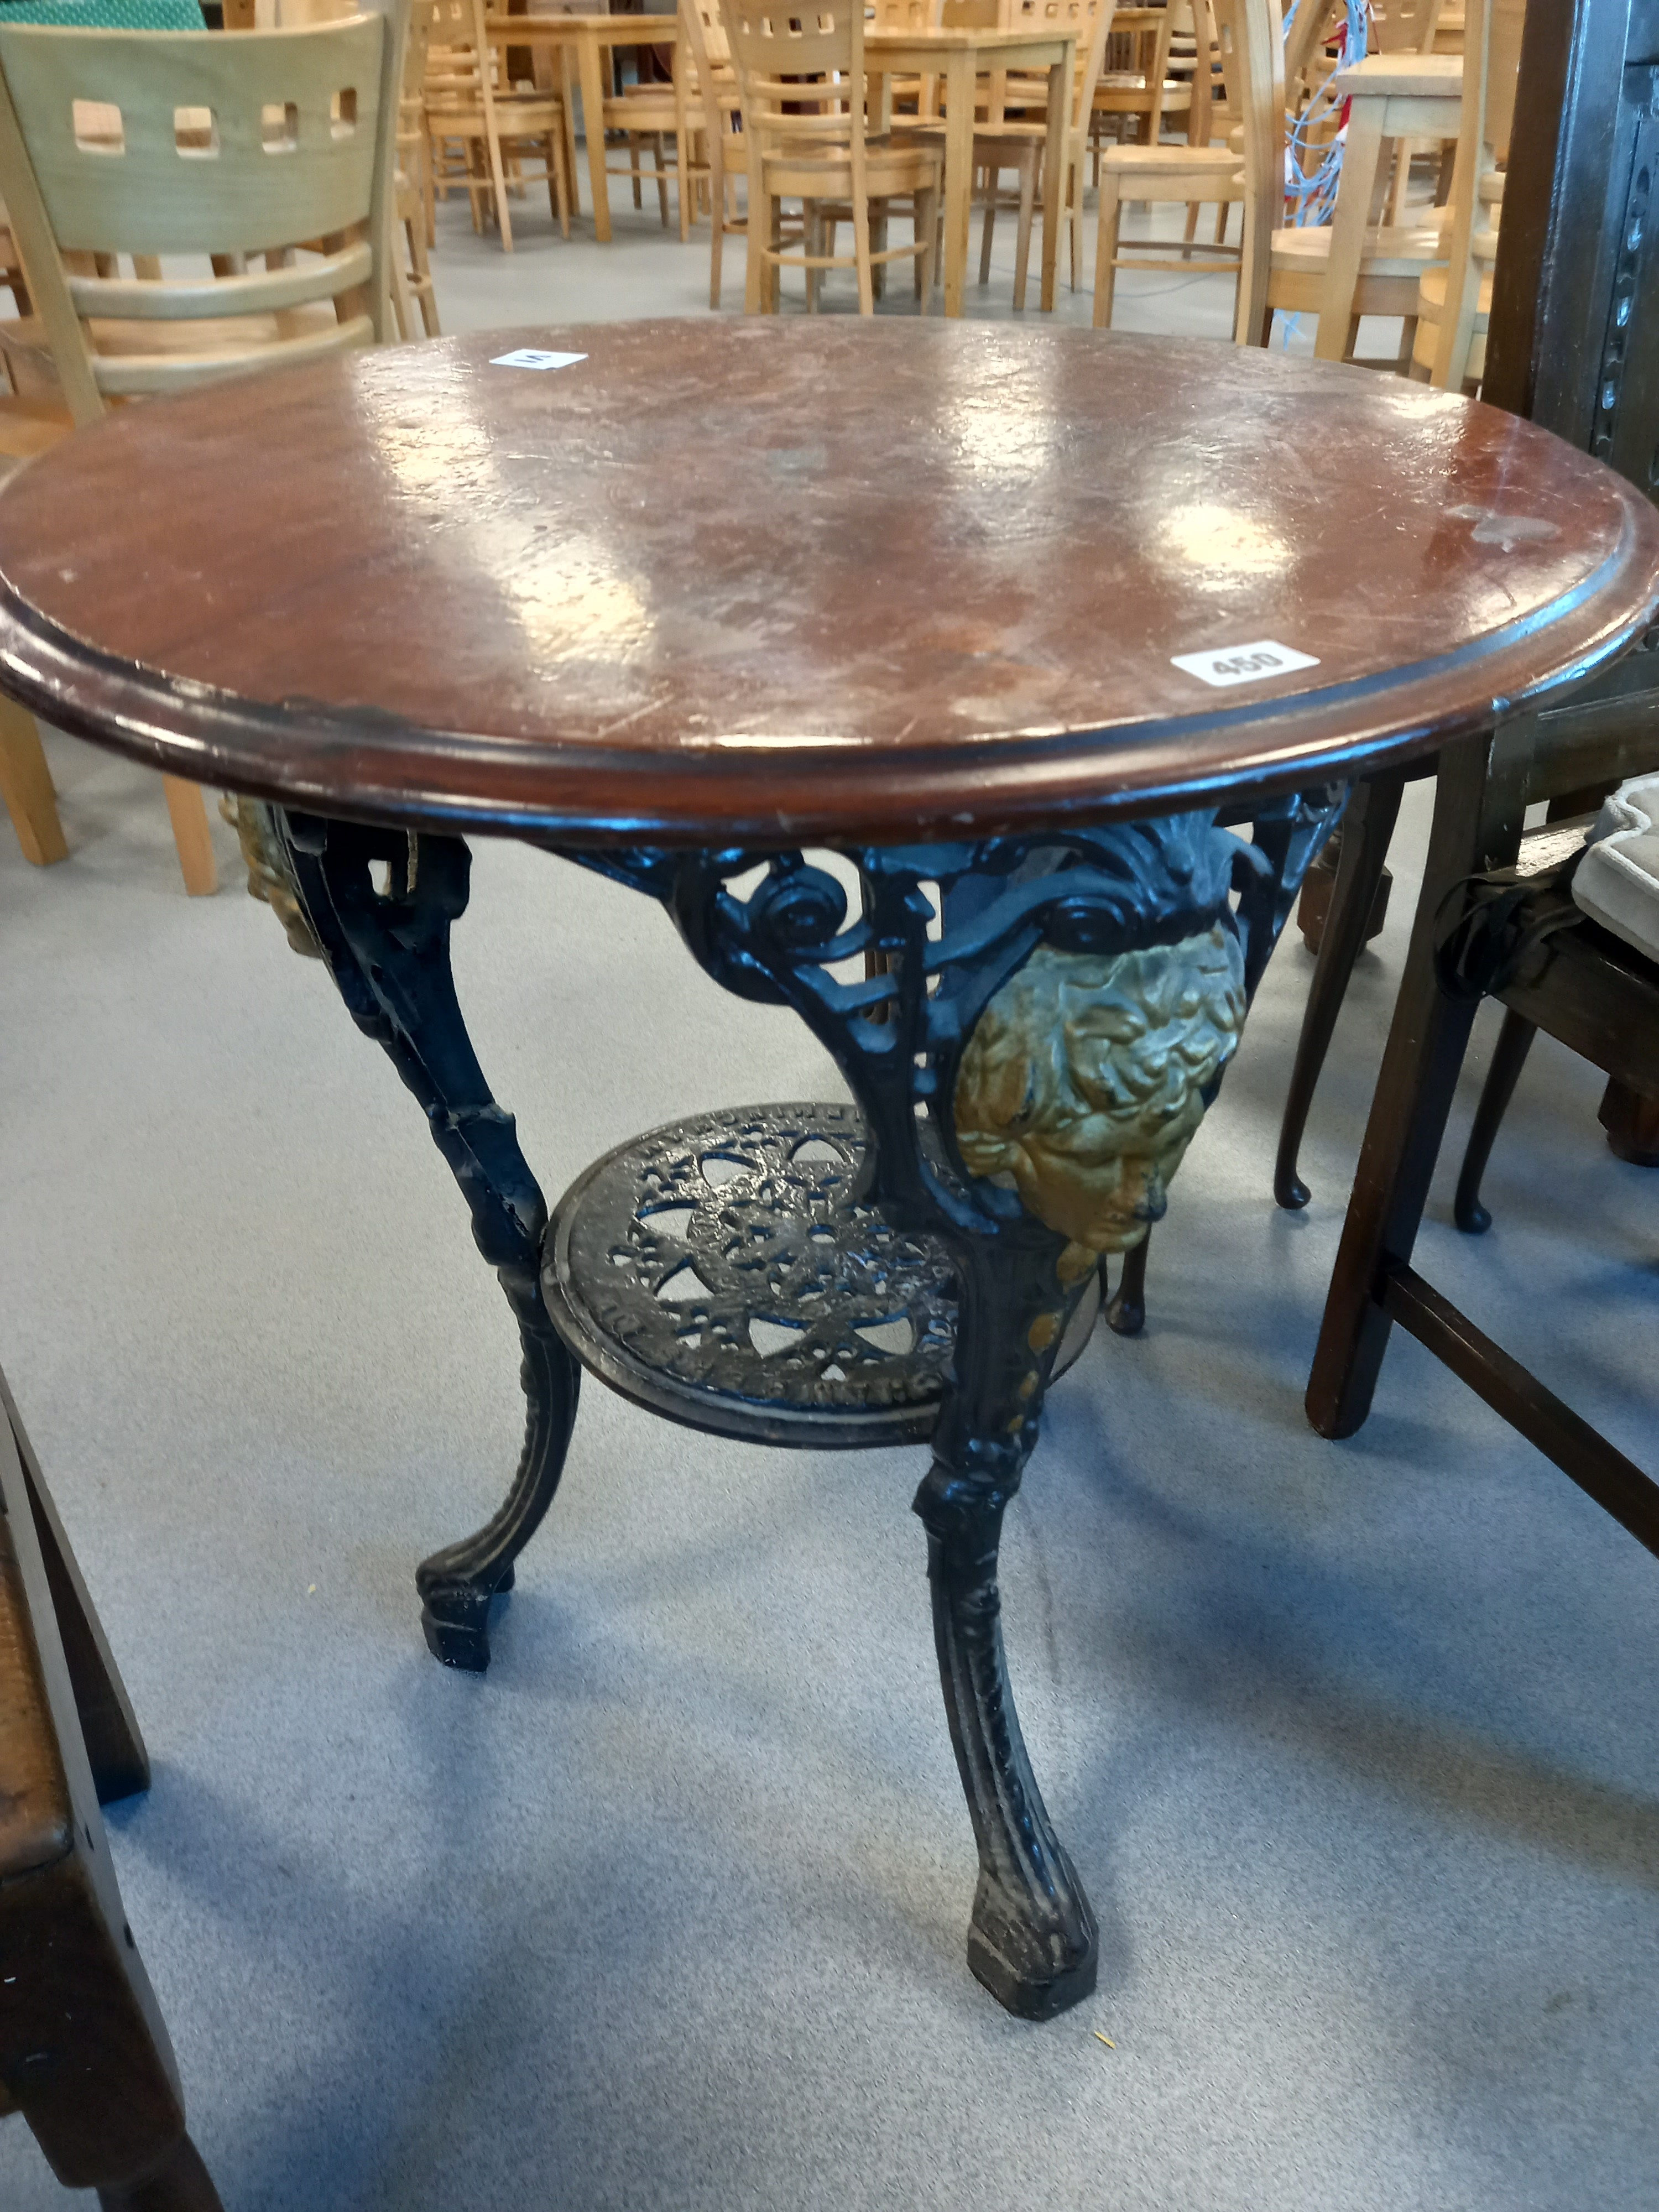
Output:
[489, 348, 588, 371]
[1169, 639, 1320, 688]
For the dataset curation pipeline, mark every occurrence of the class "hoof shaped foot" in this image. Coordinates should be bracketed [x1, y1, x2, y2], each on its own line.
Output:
[420, 1581, 508, 1671]
[1104, 1284, 1144, 1337]
[1274, 1170, 1311, 1211]
[1455, 1198, 1491, 1235]
[966, 1872, 1098, 2021]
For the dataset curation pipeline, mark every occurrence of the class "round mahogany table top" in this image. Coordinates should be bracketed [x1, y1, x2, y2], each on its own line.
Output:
[1, 320, 1656, 845]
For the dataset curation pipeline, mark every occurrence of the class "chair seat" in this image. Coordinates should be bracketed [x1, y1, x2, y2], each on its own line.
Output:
[763, 140, 941, 197]
[603, 88, 679, 128]
[1574, 775, 1659, 964]
[430, 91, 565, 133]
[1331, 51, 1464, 100]
[0, 302, 360, 399]
[1270, 221, 1444, 278]
[1102, 140, 1242, 182]
[1094, 73, 1191, 102]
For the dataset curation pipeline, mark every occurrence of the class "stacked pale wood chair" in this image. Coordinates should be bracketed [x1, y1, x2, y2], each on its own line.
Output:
[723, 0, 941, 314]
[1088, 1, 1191, 169]
[424, 0, 570, 248]
[1233, 0, 1489, 363]
[0, 4, 403, 894]
[1092, 0, 1255, 325]
[598, 13, 692, 235]
[969, 0, 1117, 295]
[1407, 0, 1523, 389]
[680, 0, 744, 302]
[393, 0, 441, 335]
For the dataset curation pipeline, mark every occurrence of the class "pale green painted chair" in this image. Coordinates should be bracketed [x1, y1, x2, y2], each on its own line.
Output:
[0, 7, 403, 892]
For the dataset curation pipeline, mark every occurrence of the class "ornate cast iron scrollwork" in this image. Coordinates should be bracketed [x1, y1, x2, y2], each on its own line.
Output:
[549, 791, 1342, 2019]
[271, 810, 581, 1674]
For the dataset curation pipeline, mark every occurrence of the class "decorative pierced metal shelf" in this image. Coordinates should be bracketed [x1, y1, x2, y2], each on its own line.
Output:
[542, 1101, 1096, 1448]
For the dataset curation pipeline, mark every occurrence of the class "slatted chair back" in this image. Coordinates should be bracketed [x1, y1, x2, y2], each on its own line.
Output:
[1416, 0, 1524, 387]
[1009, 0, 1115, 140]
[0, 11, 399, 425]
[723, 0, 871, 168]
[1371, 0, 1443, 51]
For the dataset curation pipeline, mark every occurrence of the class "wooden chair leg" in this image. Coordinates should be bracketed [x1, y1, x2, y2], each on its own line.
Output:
[0, 1405, 221, 2210]
[805, 205, 822, 313]
[0, 697, 67, 867]
[1092, 166, 1124, 328]
[916, 183, 938, 308]
[1306, 730, 1529, 1440]
[1012, 145, 1036, 310]
[854, 189, 875, 315]
[96, 2134, 223, 2212]
[1274, 770, 1405, 1209]
[161, 776, 217, 897]
[1453, 1006, 1537, 1233]
[0, 1366, 149, 1805]
[1599, 1076, 1659, 1166]
[653, 132, 670, 227]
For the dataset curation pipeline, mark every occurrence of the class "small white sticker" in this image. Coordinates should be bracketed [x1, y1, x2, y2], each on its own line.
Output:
[1170, 639, 1320, 688]
[489, 348, 588, 371]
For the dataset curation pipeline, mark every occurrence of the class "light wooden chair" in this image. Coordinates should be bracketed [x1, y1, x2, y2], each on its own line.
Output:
[394, 0, 442, 332]
[964, 0, 1117, 296]
[1408, 0, 1522, 390]
[1088, 2, 1191, 165]
[599, 17, 692, 237]
[1234, 0, 1465, 364]
[723, 0, 941, 315]
[680, 0, 744, 302]
[1092, 0, 1251, 326]
[424, 0, 571, 249]
[0, 7, 403, 896]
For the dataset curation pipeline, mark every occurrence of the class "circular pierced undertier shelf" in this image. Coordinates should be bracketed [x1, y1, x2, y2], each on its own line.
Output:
[542, 1102, 1097, 1448]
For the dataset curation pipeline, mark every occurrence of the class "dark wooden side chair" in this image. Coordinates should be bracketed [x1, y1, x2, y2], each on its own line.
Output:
[0, 1368, 221, 2211]
[1305, 669, 1659, 1553]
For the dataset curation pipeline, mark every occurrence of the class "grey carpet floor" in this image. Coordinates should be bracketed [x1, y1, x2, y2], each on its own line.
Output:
[1, 195, 1656, 2211]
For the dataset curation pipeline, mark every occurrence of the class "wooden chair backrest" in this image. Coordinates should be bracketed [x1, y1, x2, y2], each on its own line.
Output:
[1230, 0, 1285, 341]
[1009, 0, 1115, 133]
[680, 0, 740, 139]
[1429, 0, 1524, 384]
[0, 11, 399, 424]
[425, 0, 490, 104]
[1371, 0, 1443, 51]
[868, 0, 938, 28]
[721, 0, 870, 160]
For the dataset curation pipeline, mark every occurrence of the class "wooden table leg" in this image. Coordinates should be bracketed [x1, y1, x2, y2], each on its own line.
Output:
[942, 47, 975, 318]
[1305, 729, 1528, 1438]
[1038, 52, 1067, 315]
[578, 31, 613, 242]
[0, 697, 66, 867]
[559, 43, 582, 220]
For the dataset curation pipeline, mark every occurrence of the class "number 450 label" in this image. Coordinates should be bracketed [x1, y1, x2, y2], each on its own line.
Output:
[1170, 639, 1320, 688]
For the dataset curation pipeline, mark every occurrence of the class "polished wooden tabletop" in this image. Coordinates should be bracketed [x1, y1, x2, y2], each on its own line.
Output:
[1, 321, 1655, 846]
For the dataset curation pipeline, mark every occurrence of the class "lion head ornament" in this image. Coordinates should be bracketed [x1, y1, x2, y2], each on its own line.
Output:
[953, 925, 1246, 1283]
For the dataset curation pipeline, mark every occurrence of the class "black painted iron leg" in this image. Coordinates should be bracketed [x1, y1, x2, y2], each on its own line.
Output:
[914, 1237, 1098, 2020]
[1103, 1235, 1149, 1337]
[274, 812, 581, 1670]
